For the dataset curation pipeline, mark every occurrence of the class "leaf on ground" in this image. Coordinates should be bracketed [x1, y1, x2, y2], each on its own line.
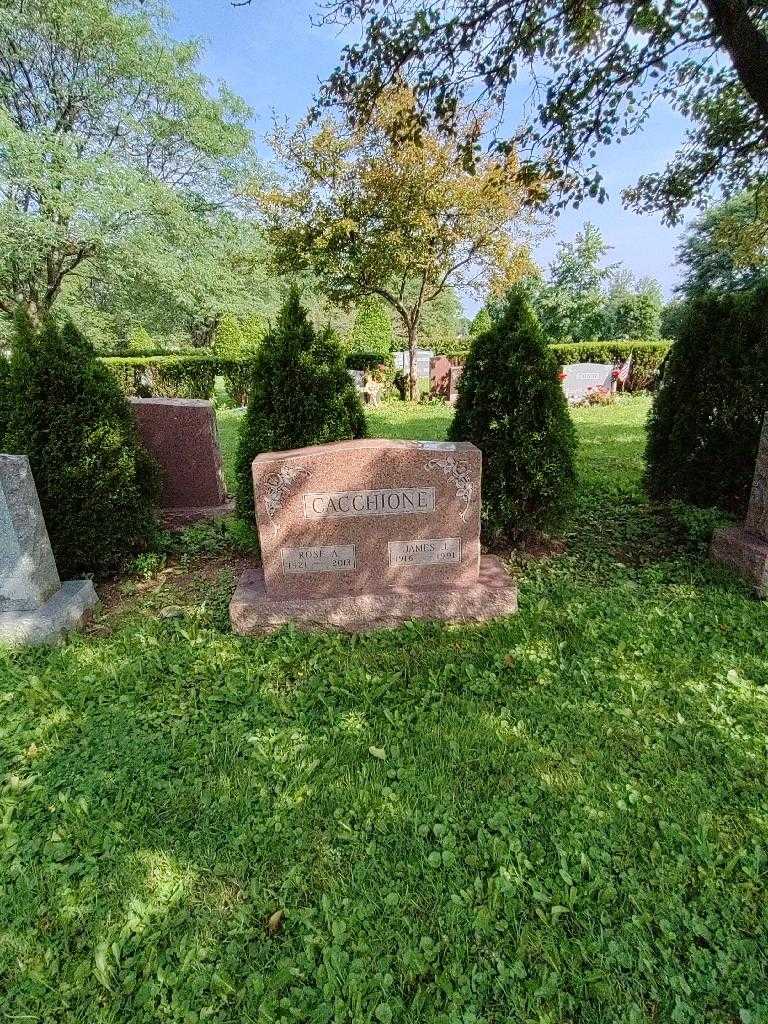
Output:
[266, 909, 285, 936]
[158, 605, 185, 619]
[368, 746, 386, 760]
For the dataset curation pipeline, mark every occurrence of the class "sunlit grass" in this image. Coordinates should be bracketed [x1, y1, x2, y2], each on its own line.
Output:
[1, 394, 767, 1022]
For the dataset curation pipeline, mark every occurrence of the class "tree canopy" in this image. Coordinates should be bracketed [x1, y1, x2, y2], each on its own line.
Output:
[257, 85, 537, 396]
[0, 0, 262, 332]
[317, 0, 768, 223]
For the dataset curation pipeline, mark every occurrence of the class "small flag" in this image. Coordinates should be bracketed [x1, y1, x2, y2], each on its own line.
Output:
[615, 353, 633, 386]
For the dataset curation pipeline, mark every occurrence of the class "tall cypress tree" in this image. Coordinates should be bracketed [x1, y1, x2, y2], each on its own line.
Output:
[235, 287, 367, 516]
[449, 292, 576, 543]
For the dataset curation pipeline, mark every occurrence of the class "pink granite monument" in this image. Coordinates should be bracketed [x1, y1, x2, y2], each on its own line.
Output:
[710, 413, 768, 596]
[429, 356, 464, 403]
[129, 398, 233, 527]
[230, 438, 518, 633]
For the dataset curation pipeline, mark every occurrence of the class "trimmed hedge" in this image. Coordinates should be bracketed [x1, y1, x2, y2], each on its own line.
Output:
[550, 341, 670, 390]
[103, 356, 219, 400]
[430, 340, 670, 391]
[101, 356, 254, 403]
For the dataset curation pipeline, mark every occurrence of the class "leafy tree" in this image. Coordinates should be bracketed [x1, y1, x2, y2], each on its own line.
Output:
[449, 292, 576, 543]
[318, 0, 768, 221]
[0, 0, 255, 326]
[4, 314, 159, 576]
[646, 284, 768, 513]
[126, 327, 155, 354]
[213, 313, 247, 358]
[469, 308, 493, 337]
[675, 191, 768, 298]
[235, 288, 367, 516]
[660, 299, 688, 341]
[258, 85, 537, 398]
[537, 224, 613, 342]
[347, 296, 394, 356]
[603, 273, 663, 339]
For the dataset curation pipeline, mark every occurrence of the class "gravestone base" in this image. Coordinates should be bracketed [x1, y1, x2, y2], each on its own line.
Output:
[0, 578, 98, 646]
[161, 499, 235, 530]
[710, 526, 768, 597]
[230, 553, 518, 634]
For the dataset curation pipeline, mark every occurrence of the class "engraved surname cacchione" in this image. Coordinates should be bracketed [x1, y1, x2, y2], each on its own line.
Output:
[303, 487, 435, 520]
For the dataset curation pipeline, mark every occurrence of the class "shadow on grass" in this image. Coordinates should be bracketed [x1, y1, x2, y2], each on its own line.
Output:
[2, 571, 768, 1020]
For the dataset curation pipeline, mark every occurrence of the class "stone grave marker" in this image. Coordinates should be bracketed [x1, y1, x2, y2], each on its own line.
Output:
[230, 438, 518, 633]
[711, 413, 768, 596]
[561, 363, 614, 404]
[0, 454, 97, 644]
[429, 356, 464, 404]
[130, 398, 233, 527]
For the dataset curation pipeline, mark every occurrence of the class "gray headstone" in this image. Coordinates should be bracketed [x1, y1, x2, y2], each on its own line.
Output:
[0, 455, 61, 612]
[561, 363, 614, 403]
[745, 413, 768, 541]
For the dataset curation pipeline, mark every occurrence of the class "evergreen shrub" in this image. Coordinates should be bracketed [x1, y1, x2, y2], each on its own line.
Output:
[5, 316, 159, 577]
[235, 288, 367, 517]
[646, 285, 768, 512]
[449, 293, 577, 543]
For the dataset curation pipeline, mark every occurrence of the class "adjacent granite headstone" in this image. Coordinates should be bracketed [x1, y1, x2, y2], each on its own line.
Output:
[230, 438, 518, 633]
[561, 363, 614, 404]
[429, 357, 464, 404]
[711, 413, 768, 596]
[0, 455, 97, 644]
[129, 398, 233, 527]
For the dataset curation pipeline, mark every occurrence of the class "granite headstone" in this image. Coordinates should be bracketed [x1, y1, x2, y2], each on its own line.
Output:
[711, 413, 768, 596]
[129, 398, 233, 526]
[0, 455, 97, 644]
[230, 438, 518, 633]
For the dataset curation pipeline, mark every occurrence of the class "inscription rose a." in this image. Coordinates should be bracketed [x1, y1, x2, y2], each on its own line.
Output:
[281, 545, 356, 574]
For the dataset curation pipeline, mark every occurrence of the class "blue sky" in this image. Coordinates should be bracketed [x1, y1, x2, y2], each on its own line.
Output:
[169, 0, 694, 309]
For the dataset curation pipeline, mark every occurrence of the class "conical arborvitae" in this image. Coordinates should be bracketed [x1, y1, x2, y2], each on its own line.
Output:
[646, 285, 768, 512]
[4, 313, 160, 577]
[235, 287, 367, 517]
[449, 292, 576, 544]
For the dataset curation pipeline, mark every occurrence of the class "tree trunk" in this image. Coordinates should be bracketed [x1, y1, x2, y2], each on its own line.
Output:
[406, 323, 418, 401]
[702, 0, 768, 119]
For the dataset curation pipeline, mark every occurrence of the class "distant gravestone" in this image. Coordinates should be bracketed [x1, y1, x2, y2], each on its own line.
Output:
[0, 455, 97, 644]
[429, 356, 464, 404]
[711, 413, 768, 596]
[129, 398, 233, 527]
[394, 350, 433, 379]
[561, 363, 614, 404]
[230, 438, 518, 633]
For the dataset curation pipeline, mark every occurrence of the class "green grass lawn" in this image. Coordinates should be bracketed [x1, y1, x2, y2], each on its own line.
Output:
[3, 397, 768, 1023]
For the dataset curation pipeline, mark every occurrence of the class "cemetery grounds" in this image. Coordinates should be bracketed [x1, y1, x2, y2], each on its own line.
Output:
[2, 395, 767, 1022]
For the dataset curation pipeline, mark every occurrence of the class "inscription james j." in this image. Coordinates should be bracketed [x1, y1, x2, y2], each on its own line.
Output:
[281, 544, 356, 574]
[303, 487, 435, 520]
[388, 537, 461, 567]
